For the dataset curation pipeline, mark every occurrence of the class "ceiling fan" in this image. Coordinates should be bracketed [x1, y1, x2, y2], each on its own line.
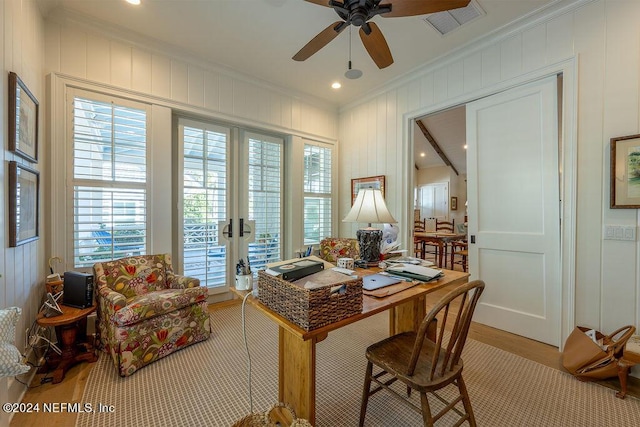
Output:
[293, 0, 471, 69]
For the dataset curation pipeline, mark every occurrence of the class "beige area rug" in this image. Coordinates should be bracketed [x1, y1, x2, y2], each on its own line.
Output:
[77, 304, 640, 426]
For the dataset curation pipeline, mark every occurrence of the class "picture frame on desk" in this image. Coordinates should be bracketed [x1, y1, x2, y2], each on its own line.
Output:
[351, 175, 385, 205]
[8, 161, 40, 247]
[9, 71, 39, 163]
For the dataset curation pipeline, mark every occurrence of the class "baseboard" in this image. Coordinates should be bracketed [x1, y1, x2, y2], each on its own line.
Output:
[4, 347, 41, 425]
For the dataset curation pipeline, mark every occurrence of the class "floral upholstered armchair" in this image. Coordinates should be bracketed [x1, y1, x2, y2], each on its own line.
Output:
[319, 238, 360, 263]
[93, 254, 210, 377]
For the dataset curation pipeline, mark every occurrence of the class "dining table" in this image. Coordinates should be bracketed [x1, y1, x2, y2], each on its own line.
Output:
[413, 231, 467, 268]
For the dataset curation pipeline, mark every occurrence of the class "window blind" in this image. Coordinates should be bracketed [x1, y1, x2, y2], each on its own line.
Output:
[71, 95, 148, 267]
[247, 134, 283, 271]
[303, 143, 332, 245]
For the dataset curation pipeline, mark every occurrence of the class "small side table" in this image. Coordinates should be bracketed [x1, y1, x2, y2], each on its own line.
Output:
[617, 335, 640, 399]
[36, 304, 98, 384]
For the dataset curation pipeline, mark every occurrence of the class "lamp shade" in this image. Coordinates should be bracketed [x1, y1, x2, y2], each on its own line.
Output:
[343, 188, 397, 226]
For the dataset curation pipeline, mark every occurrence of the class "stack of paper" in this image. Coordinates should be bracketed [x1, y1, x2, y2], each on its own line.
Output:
[386, 264, 443, 282]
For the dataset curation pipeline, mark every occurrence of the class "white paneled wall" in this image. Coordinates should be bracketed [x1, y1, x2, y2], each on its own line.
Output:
[2, 0, 46, 418]
[338, 0, 640, 336]
[44, 19, 338, 142]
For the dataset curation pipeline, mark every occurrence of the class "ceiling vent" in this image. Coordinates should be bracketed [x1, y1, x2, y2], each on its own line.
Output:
[423, 0, 485, 36]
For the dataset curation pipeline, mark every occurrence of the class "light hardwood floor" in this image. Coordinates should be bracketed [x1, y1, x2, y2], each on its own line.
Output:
[10, 271, 639, 426]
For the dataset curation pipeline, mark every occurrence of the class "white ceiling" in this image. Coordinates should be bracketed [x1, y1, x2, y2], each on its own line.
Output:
[36, 0, 559, 107]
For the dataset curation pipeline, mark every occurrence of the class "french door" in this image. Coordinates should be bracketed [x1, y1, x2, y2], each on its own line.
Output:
[178, 119, 283, 293]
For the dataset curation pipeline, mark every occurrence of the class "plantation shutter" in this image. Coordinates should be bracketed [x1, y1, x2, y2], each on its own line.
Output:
[181, 122, 229, 288]
[71, 93, 148, 267]
[303, 143, 332, 244]
[246, 132, 283, 271]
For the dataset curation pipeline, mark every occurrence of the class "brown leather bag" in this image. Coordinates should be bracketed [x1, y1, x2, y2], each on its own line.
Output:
[562, 325, 636, 380]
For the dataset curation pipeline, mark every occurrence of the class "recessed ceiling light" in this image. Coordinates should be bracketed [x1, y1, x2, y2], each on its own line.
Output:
[125, 0, 141, 5]
[463, 144, 468, 149]
[331, 82, 341, 89]
[420, 152, 426, 157]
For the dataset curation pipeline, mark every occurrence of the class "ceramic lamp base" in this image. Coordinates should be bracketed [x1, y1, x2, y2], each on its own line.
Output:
[356, 228, 383, 263]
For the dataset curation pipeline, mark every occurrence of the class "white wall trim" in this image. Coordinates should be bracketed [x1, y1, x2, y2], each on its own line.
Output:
[401, 57, 578, 348]
[50, 72, 338, 145]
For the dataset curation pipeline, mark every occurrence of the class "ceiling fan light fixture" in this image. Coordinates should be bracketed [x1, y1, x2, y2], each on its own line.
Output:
[345, 27, 363, 79]
[345, 61, 363, 79]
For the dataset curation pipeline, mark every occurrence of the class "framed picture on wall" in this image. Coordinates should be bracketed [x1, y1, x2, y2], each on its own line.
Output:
[611, 134, 640, 208]
[351, 175, 385, 205]
[451, 196, 458, 210]
[9, 161, 40, 247]
[9, 71, 39, 163]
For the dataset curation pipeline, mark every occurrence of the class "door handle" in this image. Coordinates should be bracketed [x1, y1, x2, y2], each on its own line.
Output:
[239, 218, 252, 238]
[222, 218, 233, 238]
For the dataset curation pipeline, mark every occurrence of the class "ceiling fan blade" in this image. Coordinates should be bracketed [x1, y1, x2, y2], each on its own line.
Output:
[293, 21, 347, 61]
[381, 0, 471, 18]
[359, 22, 393, 69]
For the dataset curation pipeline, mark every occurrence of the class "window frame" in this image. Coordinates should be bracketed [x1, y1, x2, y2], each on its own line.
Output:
[66, 88, 152, 268]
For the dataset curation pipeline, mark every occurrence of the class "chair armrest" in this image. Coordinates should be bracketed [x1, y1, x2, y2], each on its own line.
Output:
[97, 286, 127, 313]
[167, 272, 201, 289]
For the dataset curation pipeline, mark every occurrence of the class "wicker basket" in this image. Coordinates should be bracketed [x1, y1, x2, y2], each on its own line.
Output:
[232, 403, 312, 427]
[257, 270, 363, 331]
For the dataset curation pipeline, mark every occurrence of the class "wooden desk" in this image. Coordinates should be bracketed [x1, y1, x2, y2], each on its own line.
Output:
[414, 232, 466, 268]
[36, 304, 98, 383]
[233, 268, 469, 425]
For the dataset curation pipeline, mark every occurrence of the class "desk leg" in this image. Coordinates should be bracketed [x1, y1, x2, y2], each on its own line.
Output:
[279, 327, 316, 425]
[389, 295, 426, 335]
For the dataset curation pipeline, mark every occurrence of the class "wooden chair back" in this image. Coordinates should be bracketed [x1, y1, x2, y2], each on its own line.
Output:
[435, 218, 455, 233]
[406, 280, 485, 380]
[414, 218, 426, 232]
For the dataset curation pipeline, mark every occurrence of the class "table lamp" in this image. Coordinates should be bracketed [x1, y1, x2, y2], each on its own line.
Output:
[343, 188, 397, 264]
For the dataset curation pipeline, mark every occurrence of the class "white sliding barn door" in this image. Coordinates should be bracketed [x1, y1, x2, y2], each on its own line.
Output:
[466, 76, 561, 346]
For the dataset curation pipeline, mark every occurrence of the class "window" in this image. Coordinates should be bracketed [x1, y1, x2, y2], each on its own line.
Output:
[70, 92, 149, 267]
[303, 143, 332, 245]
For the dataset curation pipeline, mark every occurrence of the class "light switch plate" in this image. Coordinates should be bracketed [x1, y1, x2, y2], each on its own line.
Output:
[603, 225, 637, 241]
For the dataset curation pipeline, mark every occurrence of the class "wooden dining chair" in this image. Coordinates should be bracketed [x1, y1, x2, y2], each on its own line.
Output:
[359, 280, 485, 427]
[414, 219, 426, 258]
[423, 218, 455, 266]
[450, 241, 468, 272]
